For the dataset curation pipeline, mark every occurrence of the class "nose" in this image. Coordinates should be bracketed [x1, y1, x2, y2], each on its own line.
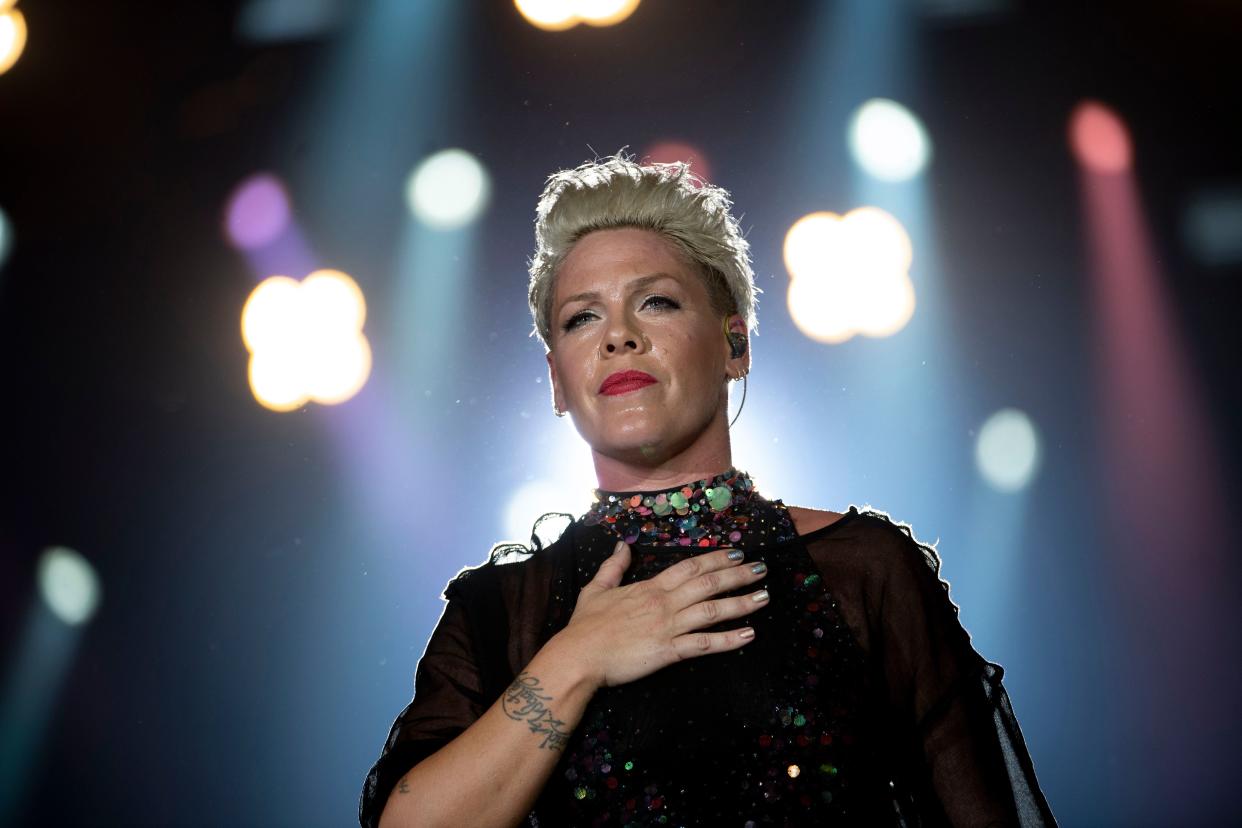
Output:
[601, 313, 648, 356]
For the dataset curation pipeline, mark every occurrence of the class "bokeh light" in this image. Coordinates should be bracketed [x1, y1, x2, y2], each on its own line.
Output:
[241, 269, 372, 411]
[1182, 189, 1242, 266]
[514, 0, 579, 31]
[0, 204, 12, 269]
[37, 546, 102, 626]
[514, 0, 640, 30]
[643, 140, 713, 184]
[405, 148, 491, 230]
[783, 208, 916, 343]
[1069, 100, 1132, 175]
[847, 98, 932, 182]
[974, 408, 1041, 492]
[236, 0, 348, 43]
[576, 0, 642, 27]
[224, 173, 293, 251]
[0, 6, 27, 76]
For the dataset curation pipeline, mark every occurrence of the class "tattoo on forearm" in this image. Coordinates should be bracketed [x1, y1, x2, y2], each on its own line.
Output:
[502, 672, 571, 751]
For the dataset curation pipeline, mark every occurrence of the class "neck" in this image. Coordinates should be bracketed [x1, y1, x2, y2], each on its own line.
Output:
[590, 413, 734, 492]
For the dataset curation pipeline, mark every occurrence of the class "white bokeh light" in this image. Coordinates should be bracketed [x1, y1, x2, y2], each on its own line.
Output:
[975, 408, 1041, 493]
[783, 208, 917, 343]
[0, 204, 11, 269]
[406, 148, 491, 230]
[241, 269, 372, 411]
[37, 546, 102, 626]
[848, 98, 932, 182]
[576, 0, 641, 25]
[514, 0, 579, 30]
[0, 7, 28, 77]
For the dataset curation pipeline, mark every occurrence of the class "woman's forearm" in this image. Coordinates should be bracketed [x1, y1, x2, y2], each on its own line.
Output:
[378, 633, 598, 828]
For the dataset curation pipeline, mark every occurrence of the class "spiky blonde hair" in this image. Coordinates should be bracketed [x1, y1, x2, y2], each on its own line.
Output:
[527, 152, 759, 348]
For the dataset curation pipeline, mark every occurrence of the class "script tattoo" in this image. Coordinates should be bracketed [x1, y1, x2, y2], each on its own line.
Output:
[502, 672, 571, 751]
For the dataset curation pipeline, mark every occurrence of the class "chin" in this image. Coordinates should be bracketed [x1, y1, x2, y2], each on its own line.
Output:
[581, 416, 667, 455]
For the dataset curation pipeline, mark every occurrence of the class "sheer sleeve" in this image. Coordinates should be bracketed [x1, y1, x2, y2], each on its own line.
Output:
[358, 583, 486, 828]
[875, 520, 1058, 827]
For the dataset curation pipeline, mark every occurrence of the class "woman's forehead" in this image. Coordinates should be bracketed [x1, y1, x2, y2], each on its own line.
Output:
[556, 228, 701, 300]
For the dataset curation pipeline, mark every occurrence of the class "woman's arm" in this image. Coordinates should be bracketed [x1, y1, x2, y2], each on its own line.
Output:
[376, 540, 771, 827]
[377, 632, 596, 828]
[874, 519, 1057, 826]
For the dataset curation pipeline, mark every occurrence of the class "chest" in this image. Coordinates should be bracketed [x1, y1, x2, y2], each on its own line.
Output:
[540, 543, 890, 823]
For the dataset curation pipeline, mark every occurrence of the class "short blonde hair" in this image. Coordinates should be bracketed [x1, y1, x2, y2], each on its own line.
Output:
[527, 153, 759, 348]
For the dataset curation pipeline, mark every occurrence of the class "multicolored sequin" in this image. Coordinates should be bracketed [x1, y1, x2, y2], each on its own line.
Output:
[583, 468, 794, 548]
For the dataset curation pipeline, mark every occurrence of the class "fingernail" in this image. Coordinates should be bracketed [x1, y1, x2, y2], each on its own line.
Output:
[738, 628, 755, 640]
[750, 562, 767, 575]
[613, 540, 625, 554]
[752, 590, 770, 603]
[727, 550, 744, 561]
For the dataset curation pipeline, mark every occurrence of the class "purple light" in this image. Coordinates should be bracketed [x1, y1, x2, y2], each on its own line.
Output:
[224, 173, 292, 250]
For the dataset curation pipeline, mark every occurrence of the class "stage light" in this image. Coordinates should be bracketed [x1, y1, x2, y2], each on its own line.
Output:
[643, 140, 713, 184]
[224, 173, 292, 251]
[783, 208, 916, 343]
[848, 98, 931, 182]
[1183, 188, 1242, 266]
[405, 148, 491, 230]
[37, 546, 102, 626]
[236, 0, 348, 43]
[974, 408, 1041, 493]
[241, 269, 372, 411]
[515, 0, 640, 30]
[0, 204, 11, 269]
[576, 0, 641, 27]
[1069, 100, 1131, 175]
[514, 0, 579, 31]
[0, 6, 27, 76]
[298, 271, 371, 405]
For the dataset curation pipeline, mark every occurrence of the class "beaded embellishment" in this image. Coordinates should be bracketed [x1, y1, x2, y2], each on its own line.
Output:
[583, 468, 773, 547]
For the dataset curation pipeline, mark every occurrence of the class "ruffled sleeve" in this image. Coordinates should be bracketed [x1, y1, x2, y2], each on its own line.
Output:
[357, 578, 487, 828]
[872, 517, 1058, 827]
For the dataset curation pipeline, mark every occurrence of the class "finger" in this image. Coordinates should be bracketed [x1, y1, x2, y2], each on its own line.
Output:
[585, 540, 631, 592]
[671, 588, 770, 635]
[671, 627, 756, 661]
[655, 547, 746, 592]
[667, 558, 767, 609]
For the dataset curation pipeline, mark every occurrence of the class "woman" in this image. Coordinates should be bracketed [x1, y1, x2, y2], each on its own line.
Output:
[360, 155, 1058, 827]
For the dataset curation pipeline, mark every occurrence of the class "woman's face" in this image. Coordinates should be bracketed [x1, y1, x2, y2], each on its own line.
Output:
[546, 226, 748, 467]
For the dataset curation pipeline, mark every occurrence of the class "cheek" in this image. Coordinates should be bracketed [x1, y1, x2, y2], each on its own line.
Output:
[659, 333, 724, 399]
[554, 347, 594, 400]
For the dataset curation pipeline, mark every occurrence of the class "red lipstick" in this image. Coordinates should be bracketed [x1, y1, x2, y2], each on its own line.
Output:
[599, 370, 657, 396]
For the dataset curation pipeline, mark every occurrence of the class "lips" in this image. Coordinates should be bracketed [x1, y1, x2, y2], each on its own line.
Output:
[599, 369, 657, 396]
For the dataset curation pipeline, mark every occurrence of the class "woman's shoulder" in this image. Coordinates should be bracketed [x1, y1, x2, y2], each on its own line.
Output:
[790, 504, 944, 577]
[442, 524, 576, 601]
[785, 505, 848, 536]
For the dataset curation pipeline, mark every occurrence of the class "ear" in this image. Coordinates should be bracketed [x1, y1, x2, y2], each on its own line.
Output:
[724, 313, 750, 377]
[546, 351, 565, 412]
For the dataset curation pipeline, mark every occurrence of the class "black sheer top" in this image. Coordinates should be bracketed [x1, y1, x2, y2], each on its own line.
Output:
[359, 487, 1057, 826]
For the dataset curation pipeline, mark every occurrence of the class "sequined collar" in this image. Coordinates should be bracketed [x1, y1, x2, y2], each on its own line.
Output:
[582, 468, 794, 548]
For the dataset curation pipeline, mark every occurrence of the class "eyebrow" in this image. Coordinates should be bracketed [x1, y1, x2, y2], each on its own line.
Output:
[557, 273, 678, 314]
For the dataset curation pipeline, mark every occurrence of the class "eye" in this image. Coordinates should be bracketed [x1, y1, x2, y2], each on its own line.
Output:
[562, 310, 596, 332]
[642, 294, 680, 311]
[561, 294, 680, 332]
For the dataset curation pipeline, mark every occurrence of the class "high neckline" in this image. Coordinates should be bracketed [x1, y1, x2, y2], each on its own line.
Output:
[583, 468, 793, 548]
